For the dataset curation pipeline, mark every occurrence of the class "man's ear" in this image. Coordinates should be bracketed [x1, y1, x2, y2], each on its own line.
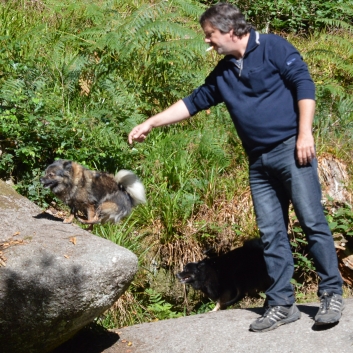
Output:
[229, 29, 237, 40]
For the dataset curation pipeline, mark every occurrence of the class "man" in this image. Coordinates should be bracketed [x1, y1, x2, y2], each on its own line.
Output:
[128, 3, 344, 332]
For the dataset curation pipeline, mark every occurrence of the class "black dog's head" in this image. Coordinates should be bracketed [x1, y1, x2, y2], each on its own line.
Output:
[40, 159, 74, 194]
[177, 262, 208, 290]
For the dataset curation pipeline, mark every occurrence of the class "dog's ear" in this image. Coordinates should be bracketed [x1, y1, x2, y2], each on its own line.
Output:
[198, 261, 206, 269]
[62, 160, 73, 172]
[203, 247, 217, 258]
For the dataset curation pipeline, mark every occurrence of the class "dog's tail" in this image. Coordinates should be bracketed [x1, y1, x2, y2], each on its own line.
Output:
[222, 289, 244, 309]
[115, 170, 146, 207]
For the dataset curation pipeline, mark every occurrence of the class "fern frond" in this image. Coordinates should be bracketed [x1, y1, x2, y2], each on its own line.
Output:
[337, 97, 353, 120]
[316, 83, 346, 98]
[0, 78, 26, 102]
[138, 19, 197, 40]
[150, 35, 206, 56]
[170, 0, 206, 18]
[316, 18, 353, 31]
[122, 2, 169, 35]
[305, 33, 353, 94]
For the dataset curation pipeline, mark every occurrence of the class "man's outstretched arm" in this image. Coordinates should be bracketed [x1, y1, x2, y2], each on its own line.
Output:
[128, 100, 191, 144]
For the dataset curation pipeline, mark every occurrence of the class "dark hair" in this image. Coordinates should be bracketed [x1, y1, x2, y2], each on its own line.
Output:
[200, 3, 253, 36]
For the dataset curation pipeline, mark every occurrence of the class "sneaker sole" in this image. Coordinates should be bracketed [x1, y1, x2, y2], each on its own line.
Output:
[250, 311, 301, 332]
[314, 319, 340, 326]
[314, 313, 343, 325]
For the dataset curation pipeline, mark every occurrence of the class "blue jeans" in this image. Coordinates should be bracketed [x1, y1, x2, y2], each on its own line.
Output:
[249, 135, 343, 306]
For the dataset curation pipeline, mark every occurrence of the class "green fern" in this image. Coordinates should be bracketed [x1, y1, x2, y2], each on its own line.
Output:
[145, 288, 183, 320]
[291, 31, 353, 140]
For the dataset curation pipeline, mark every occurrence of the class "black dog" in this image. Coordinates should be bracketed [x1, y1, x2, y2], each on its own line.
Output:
[177, 238, 271, 311]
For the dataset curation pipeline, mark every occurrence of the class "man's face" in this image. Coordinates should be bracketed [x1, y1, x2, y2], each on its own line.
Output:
[202, 21, 234, 55]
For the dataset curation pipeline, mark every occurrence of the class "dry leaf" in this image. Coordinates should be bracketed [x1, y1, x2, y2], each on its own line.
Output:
[69, 237, 77, 245]
[12, 231, 20, 236]
[127, 342, 132, 346]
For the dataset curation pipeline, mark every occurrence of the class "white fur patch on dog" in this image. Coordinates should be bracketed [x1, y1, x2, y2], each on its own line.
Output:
[115, 170, 146, 206]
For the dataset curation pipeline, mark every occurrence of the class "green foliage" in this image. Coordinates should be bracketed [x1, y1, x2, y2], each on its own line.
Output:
[96, 283, 152, 329]
[289, 202, 353, 290]
[231, 0, 353, 34]
[192, 301, 216, 313]
[290, 223, 317, 280]
[97, 286, 184, 328]
[192, 220, 225, 243]
[145, 288, 183, 320]
[290, 278, 305, 300]
[93, 219, 150, 260]
[288, 32, 353, 145]
[326, 202, 353, 237]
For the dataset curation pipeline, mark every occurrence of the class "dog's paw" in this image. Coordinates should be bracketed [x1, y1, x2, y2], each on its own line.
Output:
[211, 302, 222, 312]
[76, 215, 101, 225]
[63, 214, 75, 224]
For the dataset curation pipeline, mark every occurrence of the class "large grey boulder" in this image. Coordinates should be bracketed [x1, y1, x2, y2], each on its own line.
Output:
[0, 180, 138, 353]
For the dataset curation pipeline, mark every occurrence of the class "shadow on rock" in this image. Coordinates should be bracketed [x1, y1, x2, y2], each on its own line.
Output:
[33, 212, 65, 222]
[0, 251, 88, 353]
[311, 322, 340, 331]
[51, 323, 120, 353]
[297, 304, 318, 319]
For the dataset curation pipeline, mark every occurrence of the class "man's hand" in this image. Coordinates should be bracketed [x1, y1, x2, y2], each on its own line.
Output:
[127, 100, 192, 145]
[128, 122, 153, 144]
[296, 132, 316, 166]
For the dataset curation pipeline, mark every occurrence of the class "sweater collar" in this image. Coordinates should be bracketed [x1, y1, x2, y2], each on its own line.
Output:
[224, 28, 260, 62]
[245, 28, 260, 55]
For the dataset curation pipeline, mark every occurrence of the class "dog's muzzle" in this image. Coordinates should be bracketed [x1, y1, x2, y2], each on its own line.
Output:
[176, 272, 192, 284]
[40, 178, 57, 188]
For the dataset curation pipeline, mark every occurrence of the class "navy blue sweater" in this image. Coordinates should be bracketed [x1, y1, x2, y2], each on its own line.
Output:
[183, 29, 316, 157]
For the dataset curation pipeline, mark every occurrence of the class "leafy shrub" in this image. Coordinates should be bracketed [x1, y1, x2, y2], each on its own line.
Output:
[326, 202, 353, 238]
[232, 0, 353, 34]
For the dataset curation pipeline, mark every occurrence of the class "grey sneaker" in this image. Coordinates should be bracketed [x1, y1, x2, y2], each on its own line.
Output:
[315, 291, 344, 325]
[249, 304, 301, 332]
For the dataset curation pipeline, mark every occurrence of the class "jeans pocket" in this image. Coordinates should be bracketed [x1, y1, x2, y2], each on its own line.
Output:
[282, 135, 296, 145]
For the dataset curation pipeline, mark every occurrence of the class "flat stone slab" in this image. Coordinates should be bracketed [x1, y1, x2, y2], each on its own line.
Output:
[53, 298, 353, 353]
[113, 299, 353, 353]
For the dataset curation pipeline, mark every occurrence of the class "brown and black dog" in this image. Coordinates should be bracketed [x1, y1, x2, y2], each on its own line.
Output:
[40, 159, 146, 226]
[177, 238, 271, 311]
